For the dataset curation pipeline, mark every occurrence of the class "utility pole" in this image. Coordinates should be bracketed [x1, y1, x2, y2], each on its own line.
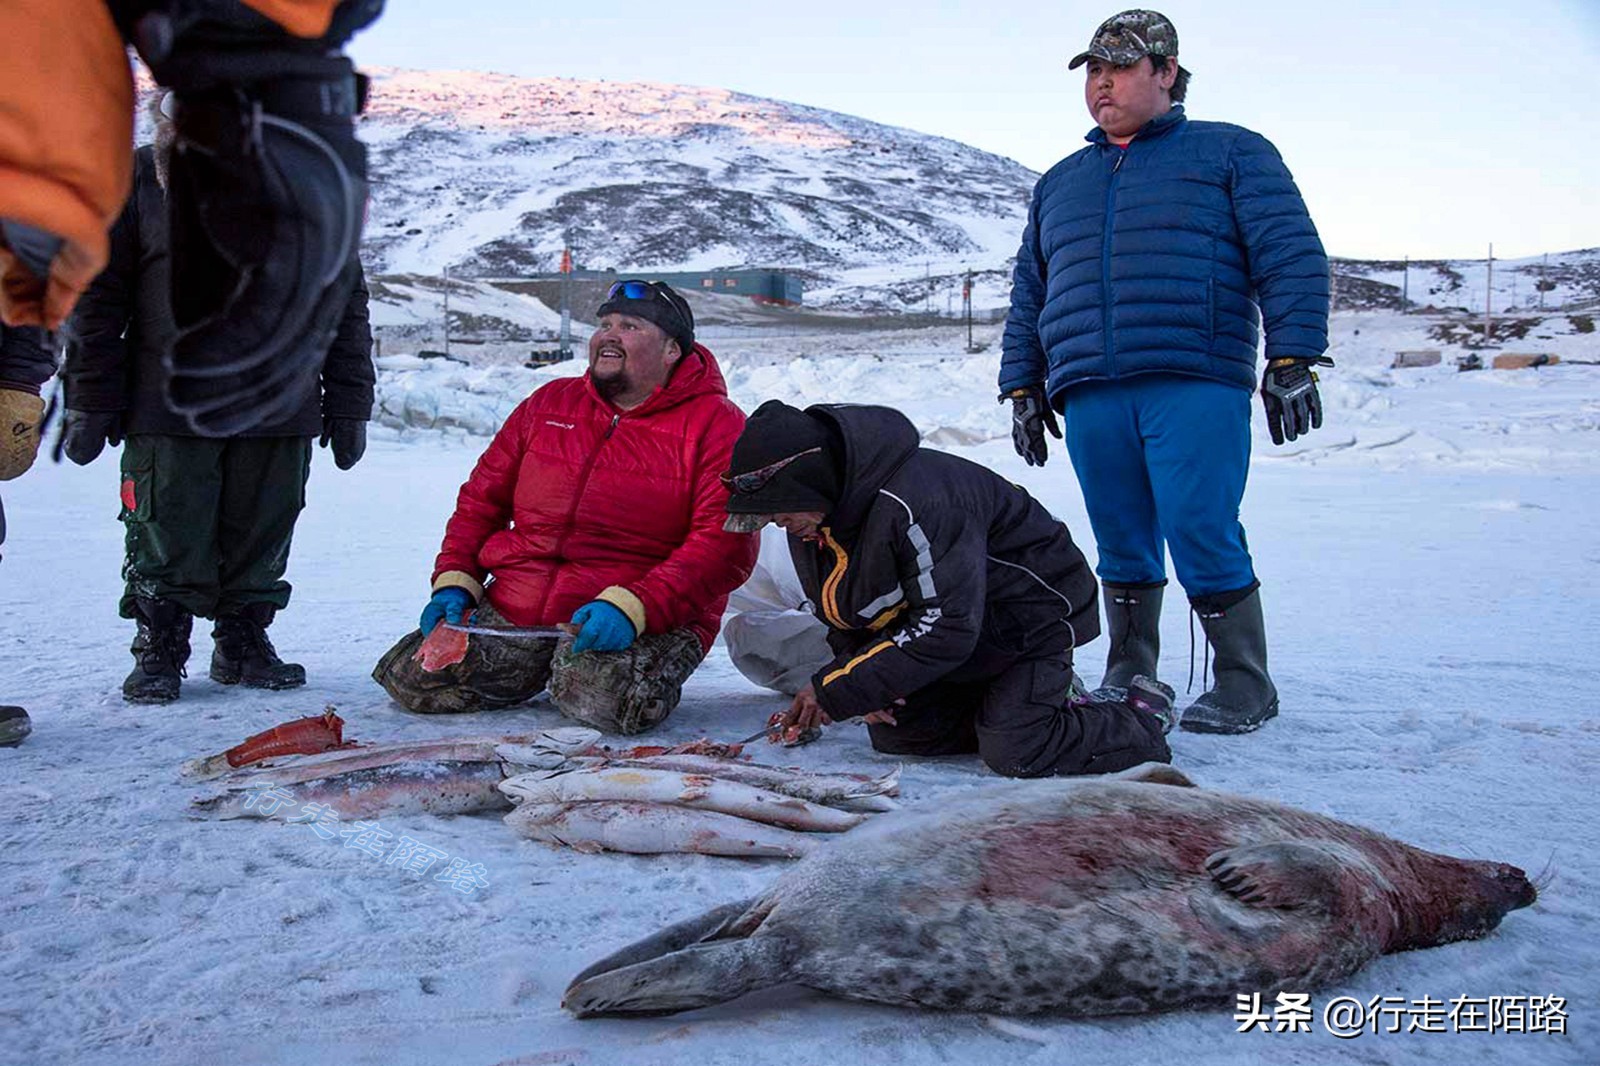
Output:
[559, 244, 573, 354]
[963, 270, 974, 352]
[1483, 243, 1494, 345]
[442, 263, 451, 357]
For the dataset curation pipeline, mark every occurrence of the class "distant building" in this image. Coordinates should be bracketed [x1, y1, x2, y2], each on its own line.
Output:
[503, 268, 803, 307]
[633, 269, 803, 306]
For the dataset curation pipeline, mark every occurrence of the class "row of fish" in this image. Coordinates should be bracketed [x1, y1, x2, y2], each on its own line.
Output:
[502, 760, 896, 858]
[189, 724, 899, 857]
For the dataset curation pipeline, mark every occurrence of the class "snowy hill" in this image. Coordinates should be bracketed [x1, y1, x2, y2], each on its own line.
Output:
[359, 69, 1033, 309]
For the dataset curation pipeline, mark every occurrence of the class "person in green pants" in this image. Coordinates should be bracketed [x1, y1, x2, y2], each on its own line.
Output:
[60, 96, 375, 705]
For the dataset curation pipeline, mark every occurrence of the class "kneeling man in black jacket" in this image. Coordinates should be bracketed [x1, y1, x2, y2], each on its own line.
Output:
[724, 400, 1173, 777]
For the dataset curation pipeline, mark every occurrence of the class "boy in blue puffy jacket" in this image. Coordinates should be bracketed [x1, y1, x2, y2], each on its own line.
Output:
[999, 9, 1331, 735]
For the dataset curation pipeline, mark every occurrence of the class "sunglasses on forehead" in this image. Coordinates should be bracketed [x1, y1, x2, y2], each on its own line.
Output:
[720, 447, 822, 495]
[604, 279, 691, 332]
[607, 279, 667, 302]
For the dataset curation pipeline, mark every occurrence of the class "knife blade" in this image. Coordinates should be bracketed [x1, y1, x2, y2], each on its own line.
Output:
[442, 623, 570, 639]
[735, 715, 824, 747]
[735, 722, 785, 745]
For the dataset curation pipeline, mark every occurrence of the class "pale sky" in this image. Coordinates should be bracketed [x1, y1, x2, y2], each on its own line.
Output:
[348, 0, 1600, 261]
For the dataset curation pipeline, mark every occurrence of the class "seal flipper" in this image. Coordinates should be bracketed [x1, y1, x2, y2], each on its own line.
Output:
[1205, 841, 1354, 911]
[568, 898, 756, 989]
[563, 936, 796, 1018]
[1113, 763, 1197, 788]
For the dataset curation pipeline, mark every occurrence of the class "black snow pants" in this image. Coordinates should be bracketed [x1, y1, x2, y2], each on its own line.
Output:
[864, 636, 1171, 777]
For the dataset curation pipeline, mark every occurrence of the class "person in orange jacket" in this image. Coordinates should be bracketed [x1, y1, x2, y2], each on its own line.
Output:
[0, 0, 383, 435]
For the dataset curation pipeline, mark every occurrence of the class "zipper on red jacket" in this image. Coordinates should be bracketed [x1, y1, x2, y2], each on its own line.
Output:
[534, 411, 622, 622]
[1101, 146, 1125, 376]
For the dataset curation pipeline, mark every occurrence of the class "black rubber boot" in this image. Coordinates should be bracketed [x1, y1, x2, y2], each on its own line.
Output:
[1179, 587, 1278, 734]
[1091, 582, 1164, 701]
[0, 706, 31, 747]
[123, 597, 193, 704]
[210, 603, 306, 689]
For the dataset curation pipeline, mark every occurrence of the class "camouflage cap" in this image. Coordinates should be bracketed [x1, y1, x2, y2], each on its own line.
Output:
[1069, 9, 1179, 70]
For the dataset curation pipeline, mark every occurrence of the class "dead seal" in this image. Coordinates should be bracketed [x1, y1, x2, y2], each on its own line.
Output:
[563, 764, 1536, 1017]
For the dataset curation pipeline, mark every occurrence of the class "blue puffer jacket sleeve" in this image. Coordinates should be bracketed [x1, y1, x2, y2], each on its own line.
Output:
[1228, 131, 1329, 360]
[998, 191, 1049, 395]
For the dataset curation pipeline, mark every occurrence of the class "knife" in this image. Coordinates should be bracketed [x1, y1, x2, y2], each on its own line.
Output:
[442, 623, 571, 639]
[735, 721, 786, 745]
[735, 715, 824, 747]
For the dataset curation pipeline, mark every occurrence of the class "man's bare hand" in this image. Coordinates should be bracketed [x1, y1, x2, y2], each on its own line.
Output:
[862, 696, 904, 727]
[770, 689, 900, 741]
[774, 683, 832, 742]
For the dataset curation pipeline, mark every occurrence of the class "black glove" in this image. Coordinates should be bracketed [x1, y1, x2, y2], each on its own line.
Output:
[1261, 356, 1334, 445]
[320, 417, 367, 470]
[61, 410, 124, 466]
[1003, 386, 1061, 467]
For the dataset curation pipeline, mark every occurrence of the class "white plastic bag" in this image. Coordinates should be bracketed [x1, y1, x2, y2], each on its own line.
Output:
[722, 527, 832, 695]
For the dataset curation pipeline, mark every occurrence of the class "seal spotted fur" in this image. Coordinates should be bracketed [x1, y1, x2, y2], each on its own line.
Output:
[564, 764, 1535, 1017]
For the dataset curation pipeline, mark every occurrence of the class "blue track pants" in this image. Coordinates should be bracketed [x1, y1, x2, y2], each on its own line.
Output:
[1059, 374, 1256, 597]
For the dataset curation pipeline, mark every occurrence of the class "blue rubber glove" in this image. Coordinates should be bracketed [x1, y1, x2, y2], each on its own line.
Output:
[420, 587, 474, 635]
[570, 600, 637, 653]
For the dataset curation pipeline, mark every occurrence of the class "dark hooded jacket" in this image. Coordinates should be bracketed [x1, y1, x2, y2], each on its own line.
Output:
[788, 405, 1099, 721]
[60, 145, 374, 437]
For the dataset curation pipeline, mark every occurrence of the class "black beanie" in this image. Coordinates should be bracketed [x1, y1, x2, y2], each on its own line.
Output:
[723, 400, 842, 529]
[595, 280, 696, 355]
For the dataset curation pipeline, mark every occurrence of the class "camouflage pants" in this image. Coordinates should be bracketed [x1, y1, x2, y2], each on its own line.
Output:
[371, 601, 705, 735]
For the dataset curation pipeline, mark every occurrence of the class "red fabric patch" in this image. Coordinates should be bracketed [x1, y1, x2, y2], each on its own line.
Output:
[120, 478, 137, 512]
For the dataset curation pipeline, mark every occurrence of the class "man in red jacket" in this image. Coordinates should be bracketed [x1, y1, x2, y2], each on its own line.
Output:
[373, 280, 759, 734]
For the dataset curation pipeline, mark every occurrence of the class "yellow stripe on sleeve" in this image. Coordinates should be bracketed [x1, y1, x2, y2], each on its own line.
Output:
[821, 639, 894, 687]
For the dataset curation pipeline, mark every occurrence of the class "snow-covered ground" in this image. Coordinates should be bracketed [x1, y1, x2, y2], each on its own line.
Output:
[3, 309, 1596, 1065]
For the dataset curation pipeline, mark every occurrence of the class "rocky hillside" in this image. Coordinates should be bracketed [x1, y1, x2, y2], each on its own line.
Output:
[359, 69, 1035, 309]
